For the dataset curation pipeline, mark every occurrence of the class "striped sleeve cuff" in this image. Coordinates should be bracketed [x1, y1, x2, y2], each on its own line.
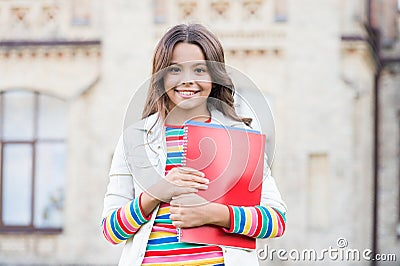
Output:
[223, 205, 236, 233]
[102, 193, 152, 244]
[138, 193, 153, 220]
[222, 205, 286, 239]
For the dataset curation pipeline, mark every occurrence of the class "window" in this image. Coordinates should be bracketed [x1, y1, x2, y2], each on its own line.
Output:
[274, 0, 288, 22]
[307, 153, 330, 230]
[71, 0, 91, 26]
[0, 90, 66, 233]
[153, 0, 167, 24]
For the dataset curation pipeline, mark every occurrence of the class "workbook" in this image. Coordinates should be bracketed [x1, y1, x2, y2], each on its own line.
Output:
[178, 120, 265, 249]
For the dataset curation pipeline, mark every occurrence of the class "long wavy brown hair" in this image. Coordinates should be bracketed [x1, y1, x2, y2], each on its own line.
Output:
[142, 23, 252, 127]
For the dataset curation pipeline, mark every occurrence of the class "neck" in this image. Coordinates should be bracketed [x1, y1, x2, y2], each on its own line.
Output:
[165, 105, 210, 125]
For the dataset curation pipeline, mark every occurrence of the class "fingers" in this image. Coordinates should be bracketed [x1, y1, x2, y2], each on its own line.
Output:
[166, 167, 209, 189]
[170, 202, 208, 228]
[147, 180, 198, 203]
[177, 167, 205, 177]
[158, 167, 209, 202]
[170, 206, 188, 228]
[169, 206, 180, 215]
[174, 173, 208, 190]
[177, 179, 208, 190]
[178, 167, 207, 182]
[171, 220, 184, 228]
[170, 193, 208, 207]
[179, 173, 209, 184]
[169, 206, 182, 227]
[172, 186, 199, 197]
[172, 222, 183, 228]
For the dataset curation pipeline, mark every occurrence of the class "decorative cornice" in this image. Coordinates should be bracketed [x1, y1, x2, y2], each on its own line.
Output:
[0, 41, 101, 60]
[0, 40, 101, 48]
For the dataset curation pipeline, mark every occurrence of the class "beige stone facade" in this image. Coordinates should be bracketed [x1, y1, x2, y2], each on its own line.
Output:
[0, 0, 399, 265]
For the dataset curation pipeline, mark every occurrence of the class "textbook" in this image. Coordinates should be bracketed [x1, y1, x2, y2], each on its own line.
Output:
[178, 120, 266, 249]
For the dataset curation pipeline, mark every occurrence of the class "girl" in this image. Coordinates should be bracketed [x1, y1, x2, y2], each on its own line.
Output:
[102, 23, 287, 266]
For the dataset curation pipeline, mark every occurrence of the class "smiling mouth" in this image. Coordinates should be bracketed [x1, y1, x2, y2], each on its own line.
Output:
[175, 89, 201, 97]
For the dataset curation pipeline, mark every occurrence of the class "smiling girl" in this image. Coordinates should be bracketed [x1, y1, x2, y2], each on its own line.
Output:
[101, 24, 287, 266]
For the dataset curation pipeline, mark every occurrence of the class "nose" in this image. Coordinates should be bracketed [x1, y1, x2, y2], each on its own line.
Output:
[181, 80, 194, 86]
[180, 68, 195, 86]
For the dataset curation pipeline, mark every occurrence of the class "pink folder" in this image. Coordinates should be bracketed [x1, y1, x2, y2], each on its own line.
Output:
[178, 121, 265, 249]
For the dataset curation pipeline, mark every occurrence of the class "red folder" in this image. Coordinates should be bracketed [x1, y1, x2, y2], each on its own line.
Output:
[179, 121, 266, 249]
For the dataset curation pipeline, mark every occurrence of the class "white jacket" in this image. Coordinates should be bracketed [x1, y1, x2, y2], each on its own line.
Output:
[102, 109, 287, 266]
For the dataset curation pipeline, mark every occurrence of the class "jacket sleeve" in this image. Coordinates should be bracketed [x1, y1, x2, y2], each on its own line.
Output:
[101, 135, 152, 244]
[223, 154, 287, 238]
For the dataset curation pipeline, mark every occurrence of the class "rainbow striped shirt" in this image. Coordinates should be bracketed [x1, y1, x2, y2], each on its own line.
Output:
[101, 123, 286, 265]
[142, 125, 224, 265]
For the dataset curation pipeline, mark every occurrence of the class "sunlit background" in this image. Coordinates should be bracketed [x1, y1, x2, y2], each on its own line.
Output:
[0, 0, 399, 265]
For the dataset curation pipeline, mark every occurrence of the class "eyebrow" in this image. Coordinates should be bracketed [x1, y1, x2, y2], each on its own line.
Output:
[169, 61, 207, 67]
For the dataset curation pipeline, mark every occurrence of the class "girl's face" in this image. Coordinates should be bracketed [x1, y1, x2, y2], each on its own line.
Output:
[164, 42, 212, 112]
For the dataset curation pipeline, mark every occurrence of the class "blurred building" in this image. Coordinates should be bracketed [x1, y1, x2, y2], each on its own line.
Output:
[0, 0, 399, 265]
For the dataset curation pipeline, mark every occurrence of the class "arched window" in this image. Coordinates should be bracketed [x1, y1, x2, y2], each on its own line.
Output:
[0, 90, 66, 233]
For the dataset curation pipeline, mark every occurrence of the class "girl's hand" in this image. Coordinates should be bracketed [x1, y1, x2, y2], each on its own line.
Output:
[147, 167, 209, 203]
[165, 167, 209, 191]
[169, 193, 230, 229]
[170, 193, 211, 228]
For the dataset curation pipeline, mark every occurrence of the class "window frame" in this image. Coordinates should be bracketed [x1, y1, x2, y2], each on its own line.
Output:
[0, 89, 65, 234]
[397, 110, 400, 239]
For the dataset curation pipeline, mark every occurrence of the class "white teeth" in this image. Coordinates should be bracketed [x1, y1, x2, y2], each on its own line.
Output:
[178, 91, 196, 96]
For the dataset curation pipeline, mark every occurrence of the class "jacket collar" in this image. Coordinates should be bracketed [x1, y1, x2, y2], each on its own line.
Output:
[209, 109, 245, 128]
[134, 108, 245, 133]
